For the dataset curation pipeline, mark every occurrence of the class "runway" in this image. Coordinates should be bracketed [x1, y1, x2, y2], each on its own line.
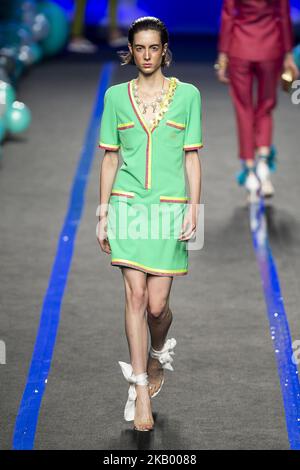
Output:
[1, 44, 300, 449]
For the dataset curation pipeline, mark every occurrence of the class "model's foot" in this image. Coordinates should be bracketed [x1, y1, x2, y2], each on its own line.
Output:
[261, 178, 275, 198]
[245, 168, 261, 203]
[108, 28, 128, 47]
[256, 158, 275, 198]
[68, 37, 98, 53]
[147, 355, 164, 398]
[134, 384, 154, 431]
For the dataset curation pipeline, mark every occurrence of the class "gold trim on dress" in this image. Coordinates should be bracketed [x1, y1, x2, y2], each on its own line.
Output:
[111, 258, 188, 276]
[166, 120, 186, 130]
[160, 195, 189, 203]
[110, 189, 135, 198]
[99, 142, 120, 150]
[117, 122, 135, 130]
[183, 143, 203, 150]
[128, 78, 180, 191]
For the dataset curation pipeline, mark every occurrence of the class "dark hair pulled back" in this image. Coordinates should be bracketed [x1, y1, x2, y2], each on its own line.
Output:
[117, 16, 172, 68]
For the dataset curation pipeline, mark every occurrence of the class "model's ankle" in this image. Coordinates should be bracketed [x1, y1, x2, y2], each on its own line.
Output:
[244, 159, 255, 169]
[257, 146, 270, 157]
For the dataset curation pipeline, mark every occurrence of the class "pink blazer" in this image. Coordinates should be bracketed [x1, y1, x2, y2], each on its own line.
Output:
[218, 0, 294, 61]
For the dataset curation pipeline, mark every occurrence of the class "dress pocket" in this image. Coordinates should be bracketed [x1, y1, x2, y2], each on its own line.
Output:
[165, 120, 186, 148]
[159, 196, 189, 239]
[110, 189, 135, 198]
[117, 122, 135, 130]
[160, 195, 189, 203]
[117, 122, 136, 149]
[166, 120, 186, 130]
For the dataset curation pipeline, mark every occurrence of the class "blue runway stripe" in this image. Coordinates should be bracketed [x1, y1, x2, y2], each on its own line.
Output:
[249, 200, 300, 450]
[12, 62, 114, 450]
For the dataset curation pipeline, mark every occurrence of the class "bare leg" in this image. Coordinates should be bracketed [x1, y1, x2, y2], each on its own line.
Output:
[257, 146, 270, 157]
[245, 159, 255, 168]
[146, 275, 174, 397]
[68, 0, 97, 53]
[121, 267, 154, 430]
[71, 0, 86, 38]
[108, 0, 126, 42]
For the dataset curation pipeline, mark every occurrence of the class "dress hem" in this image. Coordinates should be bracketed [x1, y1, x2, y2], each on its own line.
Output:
[111, 260, 188, 277]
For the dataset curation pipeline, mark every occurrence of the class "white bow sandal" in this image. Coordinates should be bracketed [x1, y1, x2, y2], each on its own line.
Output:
[148, 337, 177, 398]
[118, 361, 154, 431]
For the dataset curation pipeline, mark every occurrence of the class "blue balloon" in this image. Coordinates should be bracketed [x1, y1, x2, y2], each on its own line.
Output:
[17, 24, 33, 45]
[32, 14, 50, 41]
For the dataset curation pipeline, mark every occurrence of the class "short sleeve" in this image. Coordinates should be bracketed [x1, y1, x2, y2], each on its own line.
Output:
[183, 86, 203, 152]
[98, 88, 120, 151]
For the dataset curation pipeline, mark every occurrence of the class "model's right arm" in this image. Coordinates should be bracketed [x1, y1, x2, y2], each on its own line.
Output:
[279, 0, 294, 54]
[97, 88, 120, 253]
[216, 0, 235, 84]
[98, 87, 120, 217]
[97, 152, 118, 254]
[99, 150, 119, 220]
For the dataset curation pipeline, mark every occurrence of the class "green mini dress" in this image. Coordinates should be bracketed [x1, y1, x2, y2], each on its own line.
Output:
[99, 77, 203, 276]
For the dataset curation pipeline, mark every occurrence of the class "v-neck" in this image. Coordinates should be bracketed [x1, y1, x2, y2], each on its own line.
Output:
[128, 77, 179, 133]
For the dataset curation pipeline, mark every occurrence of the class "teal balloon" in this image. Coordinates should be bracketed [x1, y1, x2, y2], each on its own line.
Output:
[6, 101, 31, 134]
[30, 43, 43, 64]
[293, 45, 300, 69]
[0, 81, 16, 107]
[37, 2, 69, 56]
[0, 117, 6, 142]
[14, 58, 25, 80]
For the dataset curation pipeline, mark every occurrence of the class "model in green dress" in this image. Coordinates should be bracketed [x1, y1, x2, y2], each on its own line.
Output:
[99, 75, 202, 276]
[97, 17, 203, 433]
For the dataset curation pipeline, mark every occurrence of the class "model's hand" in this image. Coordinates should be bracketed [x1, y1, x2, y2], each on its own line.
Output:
[96, 216, 111, 254]
[215, 53, 230, 84]
[178, 204, 197, 241]
[284, 52, 300, 79]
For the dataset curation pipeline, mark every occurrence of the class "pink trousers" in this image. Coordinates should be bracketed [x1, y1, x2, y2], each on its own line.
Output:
[228, 56, 283, 160]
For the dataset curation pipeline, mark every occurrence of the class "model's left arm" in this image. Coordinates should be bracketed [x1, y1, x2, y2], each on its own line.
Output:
[218, 0, 236, 55]
[215, 0, 235, 84]
[280, 0, 300, 77]
[179, 87, 203, 242]
[280, 0, 294, 53]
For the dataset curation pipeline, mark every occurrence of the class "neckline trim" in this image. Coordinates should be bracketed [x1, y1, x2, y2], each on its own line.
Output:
[128, 77, 179, 133]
